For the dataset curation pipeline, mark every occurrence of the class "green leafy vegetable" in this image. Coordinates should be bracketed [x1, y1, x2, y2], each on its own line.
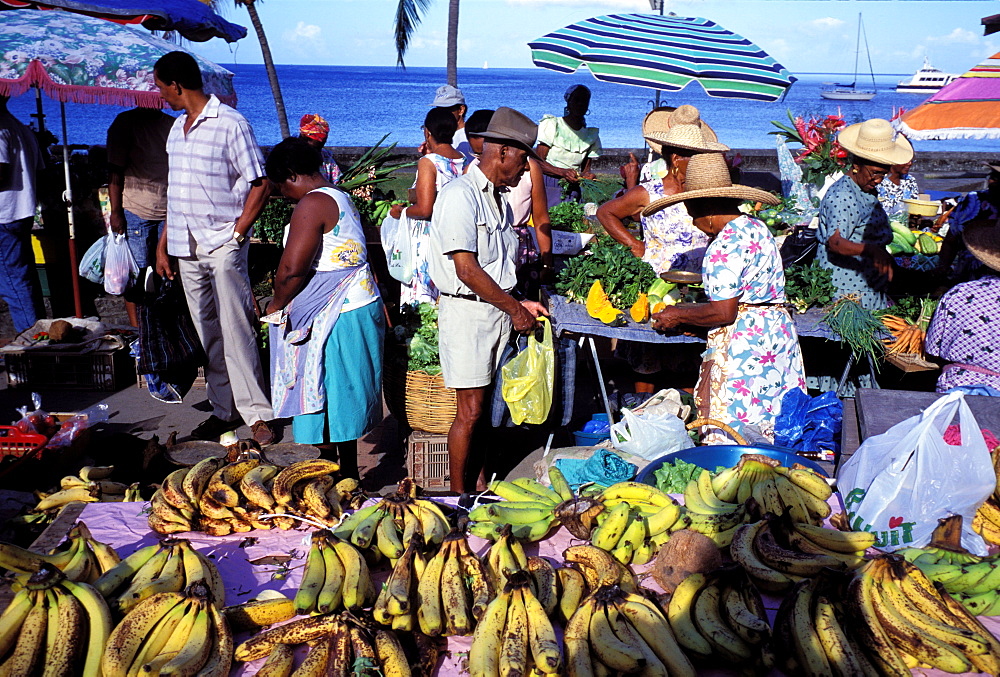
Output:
[784, 261, 836, 313]
[549, 201, 589, 233]
[392, 303, 442, 375]
[252, 198, 294, 244]
[554, 235, 658, 310]
[822, 295, 885, 367]
[652, 460, 728, 494]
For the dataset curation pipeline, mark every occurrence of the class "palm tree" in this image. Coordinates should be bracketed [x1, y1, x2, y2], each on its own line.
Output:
[395, 0, 459, 87]
[206, 0, 290, 138]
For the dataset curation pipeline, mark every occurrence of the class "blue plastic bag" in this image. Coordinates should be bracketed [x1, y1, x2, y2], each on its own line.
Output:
[774, 390, 843, 454]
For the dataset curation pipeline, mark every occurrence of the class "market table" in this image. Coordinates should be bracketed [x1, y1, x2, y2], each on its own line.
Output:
[855, 388, 1000, 441]
[66, 497, 1000, 677]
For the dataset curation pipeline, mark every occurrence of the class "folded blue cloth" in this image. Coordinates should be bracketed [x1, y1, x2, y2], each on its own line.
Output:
[555, 448, 637, 489]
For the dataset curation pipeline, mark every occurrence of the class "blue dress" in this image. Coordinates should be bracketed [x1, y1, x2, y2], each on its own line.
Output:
[816, 175, 892, 310]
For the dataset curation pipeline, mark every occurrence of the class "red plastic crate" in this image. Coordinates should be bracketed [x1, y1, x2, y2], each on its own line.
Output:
[0, 426, 47, 459]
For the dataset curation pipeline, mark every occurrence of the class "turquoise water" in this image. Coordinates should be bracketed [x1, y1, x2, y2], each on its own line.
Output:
[8, 64, 995, 153]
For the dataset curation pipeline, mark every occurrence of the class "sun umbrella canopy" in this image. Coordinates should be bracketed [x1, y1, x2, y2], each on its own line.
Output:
[528, 13, 797, 102]
[895, 52, 1000, 140]
[0, 11, 236, 107]
[0, 0, 246, 42]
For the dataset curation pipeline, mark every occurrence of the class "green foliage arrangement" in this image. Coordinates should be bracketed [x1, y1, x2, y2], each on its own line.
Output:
[555, 235, 658, 310]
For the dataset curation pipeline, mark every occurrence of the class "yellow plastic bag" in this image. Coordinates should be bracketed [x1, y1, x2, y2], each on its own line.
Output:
[501, 317, 555, 425]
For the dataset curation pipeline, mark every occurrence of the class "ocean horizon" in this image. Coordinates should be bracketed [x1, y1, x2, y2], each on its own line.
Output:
[9, 64, 994, 154]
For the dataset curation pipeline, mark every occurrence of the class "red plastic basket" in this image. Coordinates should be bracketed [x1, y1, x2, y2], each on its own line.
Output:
[0, 426, 47, 459]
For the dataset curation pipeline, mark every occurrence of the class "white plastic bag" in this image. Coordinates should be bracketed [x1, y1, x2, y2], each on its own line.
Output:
[380, 214, 413, 284]
[78, 236, 106, 284]
[838, 391, 994, 555]
[610, 407, 694, 460]
[103, 233, 138, 295]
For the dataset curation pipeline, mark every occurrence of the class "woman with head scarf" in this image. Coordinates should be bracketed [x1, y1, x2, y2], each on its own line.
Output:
[815, 118, 914, 310]
[647, 152, 806, 442]
[298, 113, 340, 184]
[264, 138, 385, 479]
[535, 84, 602, 205]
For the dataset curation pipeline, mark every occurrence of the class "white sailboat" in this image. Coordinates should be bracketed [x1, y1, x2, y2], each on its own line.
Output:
[821, 13, 876, 101]
[483, 60, 488, 69]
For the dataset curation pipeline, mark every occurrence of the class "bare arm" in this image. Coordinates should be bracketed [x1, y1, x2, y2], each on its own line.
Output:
[652, 297, 740, 330]
[597, 186, 648, 258]
[235, 177, 271, 239]
[826, 229, 894, 281]
[534, 144, 577, 181]
[266, 193, 330, 312]
[528, 159, 552, 267]
[107, 164, 126, 234]
[580, 156, 595, 180]
[155, 224, 174, 280]
[451, 251, 548, 333]
[398, 157, 437, 220]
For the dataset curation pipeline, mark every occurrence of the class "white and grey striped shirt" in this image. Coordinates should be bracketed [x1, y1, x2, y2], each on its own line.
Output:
[165, 95, 265, 257]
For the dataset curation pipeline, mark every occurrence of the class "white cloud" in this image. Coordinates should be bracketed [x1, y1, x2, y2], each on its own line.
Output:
[283, 21, 324, 59]
[926, 27, 980, 46]
[808, 17, 845, 31]
[286, 21, 321, 41]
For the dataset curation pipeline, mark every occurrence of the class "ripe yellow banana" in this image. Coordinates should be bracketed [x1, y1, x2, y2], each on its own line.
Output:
[271, 459, 340, 506]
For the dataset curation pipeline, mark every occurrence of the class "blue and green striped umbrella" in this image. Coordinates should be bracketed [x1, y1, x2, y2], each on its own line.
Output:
[529, 14, 796, 102]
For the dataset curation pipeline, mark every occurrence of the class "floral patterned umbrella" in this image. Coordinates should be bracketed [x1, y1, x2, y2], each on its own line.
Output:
[0, 10, 236, 107]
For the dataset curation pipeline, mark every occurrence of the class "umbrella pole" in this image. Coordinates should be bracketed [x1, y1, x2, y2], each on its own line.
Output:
[60, 102, 82, 318]
[32, 87, 46, 133]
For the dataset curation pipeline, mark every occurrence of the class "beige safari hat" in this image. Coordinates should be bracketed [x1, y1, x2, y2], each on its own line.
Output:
[643, 104, 728, 155]
[838, 118, 914, 166]
[641, 151, 779, 217]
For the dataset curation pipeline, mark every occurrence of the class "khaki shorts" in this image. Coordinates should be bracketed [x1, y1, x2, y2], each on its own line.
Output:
[438, 295, 512, 389]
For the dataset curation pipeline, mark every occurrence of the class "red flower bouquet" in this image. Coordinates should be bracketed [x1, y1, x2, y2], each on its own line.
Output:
[771, 111, 849, 188]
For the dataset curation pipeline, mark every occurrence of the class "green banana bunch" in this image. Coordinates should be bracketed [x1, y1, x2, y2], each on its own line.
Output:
[93, 537, 226, 613]
[0, 521, 120, 588]
[101, 579, 231, 676]
[666, 564, 774, 670]
[834, 555, 1000, 675]
[900, 547, 1000, 615]
[0, 563, 112, 677]
[469, 469, 574, 542]
[293, 529, 375, 615]
[413, 531, 494, 637]
[332, 478, 450, 564]
[563, 578, 695, 676]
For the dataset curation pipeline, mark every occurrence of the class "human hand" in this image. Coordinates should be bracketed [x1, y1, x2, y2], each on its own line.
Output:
[651, 306, 683, 331]
[581, 171, 596, 181]
[390, 204, 405, 220]
[418, 141, 429, 156]
[510, 300, 545, 333]
[870, 247, 895, 282]
[265, 300, 282, 316]
[562, 168, 580, 182]
[108, 210, 126, 235]
[629, 240, 646, 259]
[155, 249, 175, 281]
[621, 153, 640, 186]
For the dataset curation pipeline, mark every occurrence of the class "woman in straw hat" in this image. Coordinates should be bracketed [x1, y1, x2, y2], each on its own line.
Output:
[816, 118, 913, 311]
[645, 152, 806, 442]
[925, 216, 1000, 395]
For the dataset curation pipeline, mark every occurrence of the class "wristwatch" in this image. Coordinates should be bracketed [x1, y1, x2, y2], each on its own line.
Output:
[233, 229, 246, 245]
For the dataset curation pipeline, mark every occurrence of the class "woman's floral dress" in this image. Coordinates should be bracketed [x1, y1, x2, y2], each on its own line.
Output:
[401, 153, 465, 306]
[640, 179, 709, 274]
[698, 215, 807, 441]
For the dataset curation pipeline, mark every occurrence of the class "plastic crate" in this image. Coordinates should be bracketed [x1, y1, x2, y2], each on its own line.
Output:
[406, 431, 450, 489]
[0, 426, 46, 459]
[5, 348, 129, 391]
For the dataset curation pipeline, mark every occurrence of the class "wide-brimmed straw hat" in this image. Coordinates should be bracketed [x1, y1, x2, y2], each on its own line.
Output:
[838, 118, 913, 166]
[641, 151, 779, 217]
[643, 105, 728, 155]
[963, 216, 1000, 271]
[642, 106, 719, 155]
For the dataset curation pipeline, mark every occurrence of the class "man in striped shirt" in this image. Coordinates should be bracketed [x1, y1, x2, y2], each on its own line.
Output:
[153, 51, 275, 445]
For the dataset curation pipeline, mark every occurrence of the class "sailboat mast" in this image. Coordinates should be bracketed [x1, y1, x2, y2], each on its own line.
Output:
[852, 12, 861, 89]
[861, 15, 877, 92]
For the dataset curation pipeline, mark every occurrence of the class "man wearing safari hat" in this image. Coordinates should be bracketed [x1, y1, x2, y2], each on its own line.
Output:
[816, 118, 913, 311]
[427, 106, 548, 493]
[926, 215, 1000, 394]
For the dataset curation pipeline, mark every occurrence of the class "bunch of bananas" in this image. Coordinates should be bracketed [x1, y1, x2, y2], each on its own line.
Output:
[373, 534, 430, 631]
[666, 565, 773, 670]
[222, 591, 296, 632]
[293, 529, 375, 615]
[234, 611, 410, 676]
[707, 457, 833, 525]
[590, 483, 685, 564]
[332, 478, 451, 562]
[468, 570, 562, 676]
[835, 555, 1000, 675]
[370, 199, 406, 228]
[0, 564, 112, 677]
[483, 526, 528, 592]
[563, 545, 640, 596]
[101, 579, 232, 676]
[973, 494, 1000, 545]
[149, 457, 344, 536]
[671, 471, 749, 548]
[731, 515, 869, 592]
[414, 531, 494, 637]
[33, 465, 140, 511]
[469, 469, 574, 542]
[0, 521, 120, 586]
[565, 581, 695, 676]
[900, 547, 1000, 616]
[93, 537, 226, 613]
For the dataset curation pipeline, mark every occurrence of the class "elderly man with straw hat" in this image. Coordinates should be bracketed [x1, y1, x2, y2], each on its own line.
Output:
[925, 217, 1000, 395]
[645, 150, 807, 443]
[816, 118, 913, 311]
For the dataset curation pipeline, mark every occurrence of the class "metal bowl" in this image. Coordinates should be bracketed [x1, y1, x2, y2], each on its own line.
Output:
[165, 441, 227, 466]
[660, 270, 703, 284]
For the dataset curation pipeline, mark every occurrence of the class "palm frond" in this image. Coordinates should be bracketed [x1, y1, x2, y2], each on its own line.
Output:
[394, 0, 434, 68]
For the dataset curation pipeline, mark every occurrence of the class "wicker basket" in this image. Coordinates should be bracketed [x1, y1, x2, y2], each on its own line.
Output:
[383, 355, 457, 434]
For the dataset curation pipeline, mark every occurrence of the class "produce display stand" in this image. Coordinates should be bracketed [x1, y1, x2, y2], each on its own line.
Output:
[35, 491, 998, 676]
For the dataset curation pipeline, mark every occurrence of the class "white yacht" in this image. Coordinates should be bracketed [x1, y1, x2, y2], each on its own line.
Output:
[896, 57, 956, 93]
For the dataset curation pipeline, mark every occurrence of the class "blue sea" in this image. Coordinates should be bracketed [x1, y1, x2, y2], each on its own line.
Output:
[8, 64, 995, 153]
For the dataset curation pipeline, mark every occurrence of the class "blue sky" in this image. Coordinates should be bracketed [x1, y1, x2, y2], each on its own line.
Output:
[190, 0, 999, 76]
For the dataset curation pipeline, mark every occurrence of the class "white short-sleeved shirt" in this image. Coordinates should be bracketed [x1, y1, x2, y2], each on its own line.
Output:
[165, 95, 265, 256]
[0, 111, 43, 223]
[428, 164, 519, 295]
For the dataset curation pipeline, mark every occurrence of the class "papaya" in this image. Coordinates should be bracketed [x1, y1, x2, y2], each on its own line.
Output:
[630, 293, 649, 324]
[651, 302, 667, 314]
[585, 280, 626, 326]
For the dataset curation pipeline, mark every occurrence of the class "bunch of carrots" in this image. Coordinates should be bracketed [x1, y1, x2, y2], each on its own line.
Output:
[881, 315, 925, 356]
